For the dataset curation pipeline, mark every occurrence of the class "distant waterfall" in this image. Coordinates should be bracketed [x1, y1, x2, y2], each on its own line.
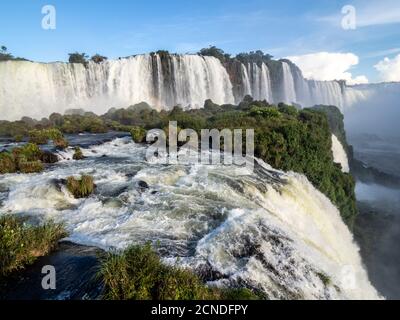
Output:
[0, 53, 393, 120]
[243, 62, 273, 102]
[0, 54, 234, 120]
[281, 62, 297, 104]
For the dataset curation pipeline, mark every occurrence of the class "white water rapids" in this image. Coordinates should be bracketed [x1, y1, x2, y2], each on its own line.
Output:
[0, 136, 379, 299]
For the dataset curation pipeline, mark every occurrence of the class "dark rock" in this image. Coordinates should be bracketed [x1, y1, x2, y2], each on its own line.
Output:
[137, 180, 149, 191]
[40, 151, 59, 164]
[0, 241, 104, 300]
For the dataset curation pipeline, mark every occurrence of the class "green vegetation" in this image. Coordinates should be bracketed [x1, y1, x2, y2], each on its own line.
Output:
[311, 105, 348, 150]
[0, 45, 28, 62]
[199, 46, 232, 63]
[53, 137, 69, 149]
[99, 243, 260, 300]
[66, 175, 95, 198]
[316, 272, 332, 286]
[130, 126, 147, 143]
[13, 134, 23, 143]
[27, 128, 69, 149]
[0, 152, 16, 174]
[0, 215, 67, 277]
[68, 52, 89, 66]
[0, 143, 58, 174]
[91, 54, 107, 64]
[198, 47, 273, 64]
[73, 147, 85, 160]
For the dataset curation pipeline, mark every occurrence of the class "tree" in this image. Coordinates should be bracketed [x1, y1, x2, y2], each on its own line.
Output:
[0, 45, 14, 61]
[236, 50, 273, 65]
[199, 46, 230, 62]
[68, 52, 89, 65]
[90, 54, 107, 64]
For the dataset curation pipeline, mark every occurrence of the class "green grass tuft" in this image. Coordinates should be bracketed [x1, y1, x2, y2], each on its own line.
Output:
[98, 243, 260, 300]
[0, 215, 67, 277]
[66, 175, 95, 198]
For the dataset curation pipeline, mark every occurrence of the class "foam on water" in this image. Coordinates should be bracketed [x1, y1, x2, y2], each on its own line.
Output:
[0, 138, 379, 299]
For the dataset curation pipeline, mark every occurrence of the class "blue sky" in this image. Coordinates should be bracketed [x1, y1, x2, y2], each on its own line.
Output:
[1, 0, 399, 83]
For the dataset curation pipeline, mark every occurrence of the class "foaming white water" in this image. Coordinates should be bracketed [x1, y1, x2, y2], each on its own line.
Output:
[0, 137, 379, 299]
[242, 62, 272, 102]
[281, 62, 297, 104]
[331, 134, 350, 173]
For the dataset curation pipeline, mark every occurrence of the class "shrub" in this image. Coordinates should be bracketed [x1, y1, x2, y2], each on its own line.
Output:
[28, 129, 49, 145]
[18, 160, 44, 174]
[17, 143, 42, 161]
[28, 129, 68, 149]
[249, 105, 282, 118]
[13, 134, 23, 143]
[0, 152, 16, 174]
[68, 52, 88, 66]
[0, 215, 67, 276]
[66, 175, 95, 198]
[130, 126, 147, 143]
[91, 54, 107, 64]
[99, 244, 259, 300]
[73, 147, 85, 160]
[54, 138, 69, 149]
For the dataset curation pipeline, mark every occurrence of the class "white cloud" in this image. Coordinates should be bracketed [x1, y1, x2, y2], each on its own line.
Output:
[286, 52, 369, 85]
[374, 54, 400, 82]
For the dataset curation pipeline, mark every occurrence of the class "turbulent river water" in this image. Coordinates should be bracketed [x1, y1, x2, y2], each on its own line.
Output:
[0, 133, 379, 299]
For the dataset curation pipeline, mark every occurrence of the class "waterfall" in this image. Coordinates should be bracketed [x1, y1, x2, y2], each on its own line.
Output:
[0, 53, 397, 120]
[331, 134, 349, 173]
[308, 80, 344, 110]
[0, 54, 234, 120]
[281, 62, 297, 104]
[240, 63, 252, 96]
[248, 62, 272, 102]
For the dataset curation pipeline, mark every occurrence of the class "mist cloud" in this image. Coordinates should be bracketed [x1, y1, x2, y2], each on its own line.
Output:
[374, 54, 400, 82]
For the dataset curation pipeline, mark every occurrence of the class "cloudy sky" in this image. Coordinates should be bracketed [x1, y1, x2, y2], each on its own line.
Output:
[1, 0, 399, 83]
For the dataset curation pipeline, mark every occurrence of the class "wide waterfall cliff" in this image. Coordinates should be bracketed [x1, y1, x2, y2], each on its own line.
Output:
[0, 53, 389, 121]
